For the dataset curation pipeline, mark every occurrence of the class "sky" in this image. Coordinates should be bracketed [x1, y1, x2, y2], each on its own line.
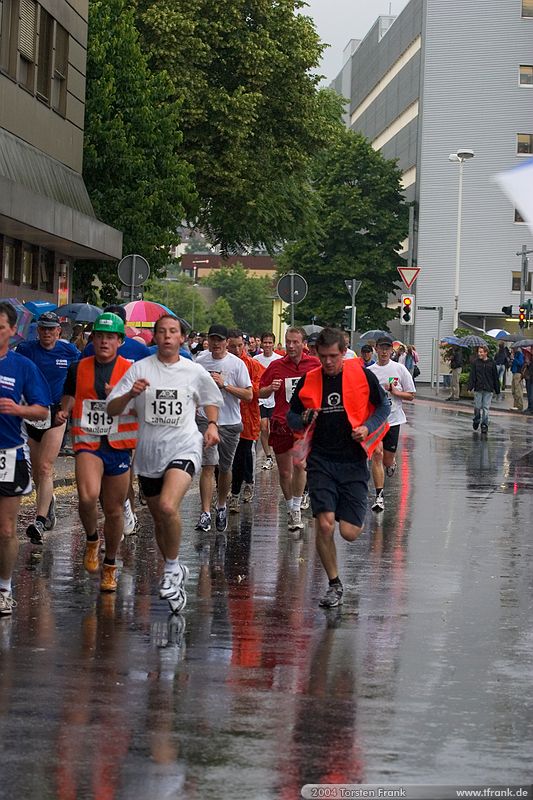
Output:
[304, 0, 410, 83]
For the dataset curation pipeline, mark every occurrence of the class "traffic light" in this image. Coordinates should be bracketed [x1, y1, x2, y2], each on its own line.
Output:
[519, 306, 526, 328]
[526, 299, 533, 320]
[400, 294, 415, 326]
[501, 305, 513, 316]
[342, 306, 354, 330]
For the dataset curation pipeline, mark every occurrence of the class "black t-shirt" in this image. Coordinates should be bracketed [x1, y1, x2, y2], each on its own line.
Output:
[291, 368, 384, 462]
[63, 357, 120, 451]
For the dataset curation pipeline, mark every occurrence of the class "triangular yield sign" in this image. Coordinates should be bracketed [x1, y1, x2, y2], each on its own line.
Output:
[397, 266, 420, 289]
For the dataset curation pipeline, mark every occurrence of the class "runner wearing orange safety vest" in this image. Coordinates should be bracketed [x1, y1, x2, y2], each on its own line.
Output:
[287, 327, 389, 610]
[57, 313, 137, 594]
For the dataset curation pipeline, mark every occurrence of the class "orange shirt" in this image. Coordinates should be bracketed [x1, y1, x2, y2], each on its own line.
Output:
[239, 351, 264, 440]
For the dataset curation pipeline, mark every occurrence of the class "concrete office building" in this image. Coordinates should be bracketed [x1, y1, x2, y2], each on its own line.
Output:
[0, 0, 121, 306]
[332, 0, 533, 368]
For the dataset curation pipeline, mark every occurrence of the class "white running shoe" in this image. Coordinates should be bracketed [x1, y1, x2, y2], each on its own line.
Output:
[242, 483, 254, 503]
[288, 509, 304, 530]
[159, 563, 190, 601]
[123, 500, 137, 535]
[301, 491, 310, 511]
[0, 590, 16, 616]
[371, 493, 385, 513]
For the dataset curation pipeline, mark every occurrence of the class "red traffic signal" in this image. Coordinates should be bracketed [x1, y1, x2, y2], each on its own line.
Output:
[519, 306, 526, 328]
[400, 294, 415, 325]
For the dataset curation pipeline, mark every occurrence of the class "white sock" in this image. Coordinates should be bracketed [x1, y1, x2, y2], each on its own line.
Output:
[292, 496, 303, 512]
[286, 497, 294, 512]
[0, 578, 12, 592]
[164, 557, 180, 574]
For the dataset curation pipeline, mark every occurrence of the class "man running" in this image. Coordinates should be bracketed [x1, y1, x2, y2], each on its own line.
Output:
[194, 325, 252, 533]
[368, 335, 415, 512]
[287, 328, 389, 608]
[0, 302, 50, 616]
[56, 313, 138, 593]
[106, 314, 223, 613]
[17, 312, 80, 544]
[253, 331, 282, 469]
[259, 327, 320, 531]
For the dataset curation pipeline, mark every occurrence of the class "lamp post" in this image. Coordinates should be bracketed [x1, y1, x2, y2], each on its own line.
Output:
[449, 149, 475, 331]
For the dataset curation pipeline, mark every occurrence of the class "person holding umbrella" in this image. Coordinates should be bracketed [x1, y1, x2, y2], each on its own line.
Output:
[467, 344, 500, 433]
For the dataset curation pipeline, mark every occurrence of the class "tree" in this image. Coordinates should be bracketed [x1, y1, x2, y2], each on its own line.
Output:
[279, 129, 409, 332]
[206, 297, 236, 329]
[135, 1, 343, 251]
[76, 0, 195, 303]
[145, 277, 209, 330]
[205, 265, 273, 333]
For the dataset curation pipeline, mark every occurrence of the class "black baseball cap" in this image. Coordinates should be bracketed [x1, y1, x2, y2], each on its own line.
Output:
[38, 312, 61, 328]
[361, 343, 373, 353]
[307, 333, 319, 345]
[104, 304, 127, 322]
[208, 324, 228, 340]
[376, 336, 393, 347]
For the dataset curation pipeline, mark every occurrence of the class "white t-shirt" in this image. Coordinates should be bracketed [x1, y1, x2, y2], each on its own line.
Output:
[254, 351, 282, 407]
[106, 354, 223, 477]
[343, 348, 356, 360]
[195, 350, 251, 425]
[368, 360, 415, 426]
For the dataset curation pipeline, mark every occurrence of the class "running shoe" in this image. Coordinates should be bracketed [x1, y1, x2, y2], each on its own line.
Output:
[0, 590, 16, 616]
[385, 461, 397, 478]
[215, 507, 228, 533]
[26, 519, 46, 545]
[195, 512, 212, 532]
[262, 455, 274, 470]
[288, 509, 304, 531]
[300, 491, 310, 511]
[159, 563, 190, 600]
[100, 563, 118, 592]
[481, 423, 488, 434]
[242, 483, 254, 503]
[228, 494, 240, 514]
[473, 418, 480, 430]
[83, 539, 100, 573]
[371, 493, 385, 513]
[44, 494, 57, 531]
[318, 583, 343, 608]
[123, 499, 137, 535]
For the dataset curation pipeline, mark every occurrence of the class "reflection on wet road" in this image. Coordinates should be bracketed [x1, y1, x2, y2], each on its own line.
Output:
[0, 402, 532, 798]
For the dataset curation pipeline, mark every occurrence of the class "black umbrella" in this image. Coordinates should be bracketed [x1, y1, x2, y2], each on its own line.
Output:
[56, 303, 103, 323]
[359, 329, 389, 342]
[459, 335, 489, 348]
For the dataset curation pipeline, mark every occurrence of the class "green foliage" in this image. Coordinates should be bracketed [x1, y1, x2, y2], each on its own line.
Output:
[145, 277, 209, 330]
[135, 1, 343, 251]
[204, 265, 273, 333]
[76, 0, 195, 303]
[278, 128, 409, 331]
[207, 297, 236, 328]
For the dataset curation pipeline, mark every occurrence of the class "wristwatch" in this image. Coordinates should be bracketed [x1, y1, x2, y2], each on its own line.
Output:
[223, 380, 228, 389]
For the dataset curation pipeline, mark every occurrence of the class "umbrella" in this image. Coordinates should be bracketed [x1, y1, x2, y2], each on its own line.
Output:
[56, 303, 103, 323]
[24, 300, 57, 318]
[0, 298, 34, 345]
[500, 332, 526, 342]
[392, 340, 405, 349]
[458, 335, 489, 348]
[514, 339, 533, 347]
[359, 329, 389, 342]
[303, 324, 323, 336]
[440, 335, 468, 347]
[486, 328, 510, 339]
[122, 300, 173, 328]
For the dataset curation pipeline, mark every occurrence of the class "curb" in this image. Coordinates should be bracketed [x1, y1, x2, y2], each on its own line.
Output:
[414, 393, 530, 418]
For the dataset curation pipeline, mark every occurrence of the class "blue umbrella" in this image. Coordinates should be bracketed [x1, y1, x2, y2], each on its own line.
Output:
[24, 300, 57, 318]
[56, 303, 102, 323]
[441, 336, 468, 347]
[459, 334, 489, 348]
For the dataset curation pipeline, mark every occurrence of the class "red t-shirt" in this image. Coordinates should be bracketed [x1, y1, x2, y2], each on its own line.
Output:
[259, 352, 320, 424]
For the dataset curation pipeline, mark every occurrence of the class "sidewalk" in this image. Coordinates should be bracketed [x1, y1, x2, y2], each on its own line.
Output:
[414, 383, 530, 417]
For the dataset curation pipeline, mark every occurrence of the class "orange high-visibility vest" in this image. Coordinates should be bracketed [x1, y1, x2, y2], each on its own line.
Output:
[297, 359, 389, 458]
[71, 356, 137, 451]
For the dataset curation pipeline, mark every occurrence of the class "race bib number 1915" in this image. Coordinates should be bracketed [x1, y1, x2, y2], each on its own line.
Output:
[81, 400, 118, 436]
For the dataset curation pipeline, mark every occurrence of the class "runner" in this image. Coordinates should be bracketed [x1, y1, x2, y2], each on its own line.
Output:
[259, 327, 320, 531]
[226, 329, 264, 512]
[253, 331, 282, 469]
[194, 324, 252, 533]
[106, 314, 223, 613]
[0, 302, 50, 616]
[56, 313, 138, 593]
[287, 327, 389, 608]
[17, 312, 80, 544]
[367, 335, 415, 512]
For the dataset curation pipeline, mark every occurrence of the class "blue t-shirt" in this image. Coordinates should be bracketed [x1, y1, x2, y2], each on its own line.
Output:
[147, 345, 192, 360]
[0, 351, 51, 455]
[82, 337, 150, 363]
[17, 340, 80, 404]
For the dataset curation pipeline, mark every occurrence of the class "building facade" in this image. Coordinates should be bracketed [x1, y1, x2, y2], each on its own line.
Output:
[332, 0, 533, 367]
[0, 0, 121, 306]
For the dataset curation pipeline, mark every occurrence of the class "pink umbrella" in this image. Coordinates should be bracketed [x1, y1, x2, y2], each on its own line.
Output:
[122, 301, 173, 328]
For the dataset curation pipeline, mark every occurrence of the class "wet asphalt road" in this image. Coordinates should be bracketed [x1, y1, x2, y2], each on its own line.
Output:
[0, 400, 532, 799]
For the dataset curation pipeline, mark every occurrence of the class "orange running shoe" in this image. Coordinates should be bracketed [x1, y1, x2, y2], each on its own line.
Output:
[100, 563, 117, 592]
[83, 539, 100, 573]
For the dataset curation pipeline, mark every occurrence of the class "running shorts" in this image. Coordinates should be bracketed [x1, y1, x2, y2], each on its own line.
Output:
[306, 453, 369, 528]
[138, 459, 195, 497]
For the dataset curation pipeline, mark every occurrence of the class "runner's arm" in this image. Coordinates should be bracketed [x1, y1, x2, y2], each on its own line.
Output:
[286, 377, 310, 431]
[363, 372, 391, 434]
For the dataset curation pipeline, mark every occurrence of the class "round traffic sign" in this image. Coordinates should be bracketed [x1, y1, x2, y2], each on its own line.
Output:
[117, 254, 150, 287]
[276, 272, 308, 305]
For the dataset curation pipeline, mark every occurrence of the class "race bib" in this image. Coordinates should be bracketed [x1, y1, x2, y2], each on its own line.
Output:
[81, 400, 118, 436]
[24, 408, 51, 431]
[285, 377, 300, 403]
[0, 448, 17, 483]
[145, 388, 185, 427]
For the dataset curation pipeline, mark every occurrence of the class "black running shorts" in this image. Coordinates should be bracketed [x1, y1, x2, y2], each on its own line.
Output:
[306, 454, 369, 528]
[138, 459, 195, 498]
[381, 424, 400, 453]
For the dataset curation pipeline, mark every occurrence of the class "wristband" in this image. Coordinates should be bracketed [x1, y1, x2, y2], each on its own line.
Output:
[207, 420, 219, 428]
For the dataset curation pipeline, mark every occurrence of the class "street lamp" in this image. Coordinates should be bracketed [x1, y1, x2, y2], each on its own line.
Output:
[449, 148, 475, 331]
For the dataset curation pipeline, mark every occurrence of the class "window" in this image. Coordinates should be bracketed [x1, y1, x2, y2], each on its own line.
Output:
[517, 133, 533, 154]
[512, 271, 532, 292]
[36, 5, 52, 101]
[3, 241, 15, 282]
[21, 247, 37, 286]
[522, 0, 533, 17]
[18, 0, 36, 92]
[515, 209, 525, 223]
[519, 65, 533, 85]
[39, 248, 54, 293]
[52, 22, 68, 115]
[0, 0, 18, 76]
